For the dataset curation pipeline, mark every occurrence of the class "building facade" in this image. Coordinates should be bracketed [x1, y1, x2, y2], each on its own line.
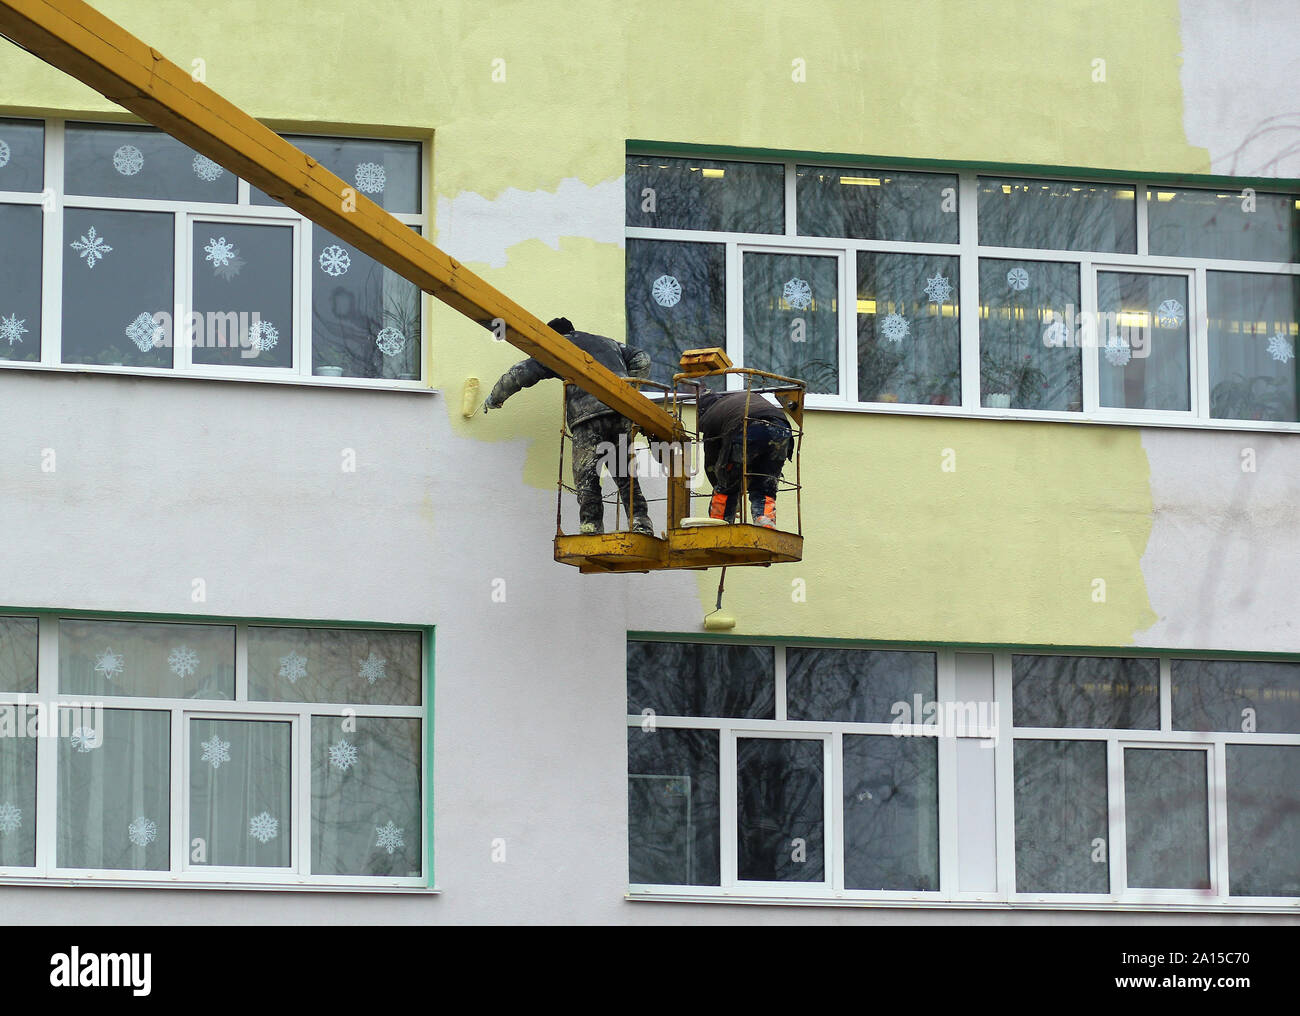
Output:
[0, 0, 1298, 922]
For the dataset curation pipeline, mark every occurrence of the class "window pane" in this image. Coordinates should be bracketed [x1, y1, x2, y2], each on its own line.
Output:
[979, 258, 1081, 410]
[64, 123, 237, 203]
[0, 118, 44, 192]
[628, 727, 719, 886]
[625, 238, 726, 388]
[1096, 272, 1190, 411]
[977, 177, 1136, 253]
[0, 731, 36, 867]
[312, 715, 421, 876]
[1012, 655, 1159, 729]
[59, 618, 235, 700]
[192, 222, 294, 368]
[626, 641, 774, 719]
[1172, 658, 1300, 733]
[248, 627, 422, 706]
[0, 616, 38, 694]
[1149, 187, 1299, 263]
[1013, 739, 1108, 893]
[58, 708, 170, 871]
[798, 166, 958, 243]
[312, 225, 421, 380]
[0, 204, 42, 363]
[787, 648, 935, 723]
[1227, 745, 1300, 896]
[253, 135, 421, 214]
[62, 208, 173, 367]
[1124, 747, 1210, 890]
[742, 251, 839, 395]
[190, 718, 291, 868]
[1207, 271, 1300, 423]
[736, 737, 823, 881]
[857, 252, 960, 405]
[843, 734, 938, 890]
[625, 155, 783, 234]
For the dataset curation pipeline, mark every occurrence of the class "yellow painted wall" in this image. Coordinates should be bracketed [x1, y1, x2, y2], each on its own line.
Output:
[0, 0, 1202, 644]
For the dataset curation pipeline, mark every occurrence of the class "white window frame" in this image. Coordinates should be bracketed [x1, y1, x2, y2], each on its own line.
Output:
[0, 117, 431, 392]
[626, 637, 1300, 912]
[1086, 263, 1199, 420]
[626, 148, 1300, 433]
[0, 611, 432, 892]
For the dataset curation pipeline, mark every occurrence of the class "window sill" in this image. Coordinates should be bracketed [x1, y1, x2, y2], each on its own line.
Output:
[799, 398, 1300, 435]
[0, 874, 437, 894]
[0, 360, 439, 395]
[627, 890, 1300, 913]
[647, 389, 1300, 435]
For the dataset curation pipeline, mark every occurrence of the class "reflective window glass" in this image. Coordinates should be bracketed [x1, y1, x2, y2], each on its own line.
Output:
[798, 166, 958, 243]
[857, 252, 960, 405]
[978, 177, 1136, 253]
[1149, 187, 1299, 263]
[626, 155, 784, 234]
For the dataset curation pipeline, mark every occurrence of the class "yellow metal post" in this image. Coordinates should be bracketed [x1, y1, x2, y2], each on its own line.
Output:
[0, 0, 683, 442]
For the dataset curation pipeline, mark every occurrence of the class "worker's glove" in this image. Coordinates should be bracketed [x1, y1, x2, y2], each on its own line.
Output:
[482, 397, 499, 414]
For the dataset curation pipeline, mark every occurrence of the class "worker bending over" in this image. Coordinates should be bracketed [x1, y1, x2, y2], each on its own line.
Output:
[697, 388, 794, 528]
[484, 317, 655, 536]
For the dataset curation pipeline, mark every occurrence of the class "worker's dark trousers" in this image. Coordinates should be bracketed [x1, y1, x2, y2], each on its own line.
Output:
[710, 419, 792, 522]
[571, 415, 649, 531]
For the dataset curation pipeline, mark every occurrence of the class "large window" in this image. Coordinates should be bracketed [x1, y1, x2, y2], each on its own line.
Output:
[626, 149, 1300, 431]
[0, 612, 428, 888]
[0, 118, 426, 385]
[627, 639, 1300, 910]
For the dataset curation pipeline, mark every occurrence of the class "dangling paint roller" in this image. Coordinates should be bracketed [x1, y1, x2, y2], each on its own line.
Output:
[703, 567, 736, 631]
[462, 377, 481, 418]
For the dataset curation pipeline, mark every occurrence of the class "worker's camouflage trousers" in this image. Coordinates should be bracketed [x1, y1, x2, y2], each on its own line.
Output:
[571, 415, 650, 532]
[709, 419, 792, 524]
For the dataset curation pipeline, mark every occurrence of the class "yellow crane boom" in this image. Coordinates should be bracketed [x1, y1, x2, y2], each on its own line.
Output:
[0, 0, 683, 441]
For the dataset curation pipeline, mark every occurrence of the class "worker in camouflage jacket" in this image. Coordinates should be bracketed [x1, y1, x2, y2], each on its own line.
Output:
[483, 318, 655, 536]
[697, 387, 794, 528]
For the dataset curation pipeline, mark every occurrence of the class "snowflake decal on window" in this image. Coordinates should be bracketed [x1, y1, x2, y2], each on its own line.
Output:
[168, 645, 199, 679]
[128, 816, 157, 847]
[200, 735, 231, 770]
[1006, 267, 1030, 291]
[0, 139, 10, 169]
[71, 726, 100, 753]
[923, 273, 953, 304]
[783, 277, 813, 310]
[247, 320, 280, 353]
[329, 740, 359, 772]
[318, 245, 351, 277]
[279, 651, 307, 684]
[113, 144, 144, 177]
[651, 275, 682, 307]
[1155, 299, 1185, 328]
[0, 803, 20, 836]
[358, 651, 387, 685]
[880, 312, 909, 343]
[1267, 331, 1295, 363]
[71, 226, 113, 269]
[249, 811, 279, 844]
[1103, 336, 1132, 367]
[192, 154, 223, 182]
[125, 311, 164, 353]
[1042, 319, 1070, 348]
[375, 327, 407, 357]
[94, 648, 125, 681]
[204, 236, 238, 269]
[375, 821, 405, 855]
[354, 162, 386, 194]
[0, 313, 28, 347]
